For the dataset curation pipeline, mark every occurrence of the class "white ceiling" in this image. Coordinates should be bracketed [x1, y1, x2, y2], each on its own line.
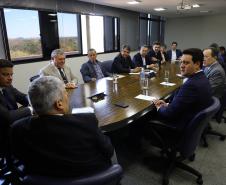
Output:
[79, 0, 226, 18]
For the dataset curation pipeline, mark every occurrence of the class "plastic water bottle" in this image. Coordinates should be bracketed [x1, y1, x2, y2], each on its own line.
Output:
[140, 67, 145, 82]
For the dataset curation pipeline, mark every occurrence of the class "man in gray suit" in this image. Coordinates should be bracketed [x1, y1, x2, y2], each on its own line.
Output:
[39, 49, 78, 89]
[203, 47, 226, 98]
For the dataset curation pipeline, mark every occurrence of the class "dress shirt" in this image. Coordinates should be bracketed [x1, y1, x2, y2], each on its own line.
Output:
[142, 57, 146, 66]
[171, 50, 177, 61]
[92, 62, 104, 79]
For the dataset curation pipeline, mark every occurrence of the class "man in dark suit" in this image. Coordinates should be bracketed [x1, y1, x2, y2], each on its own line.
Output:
[133, 45, 155, 69]
[11, 76, 114, 177]
[203, 47, 226, 98]
[147, 41, 163, 66]
[80, 48, 110, 83]
[112, 45, 141, 73]
[0, 59, 32, 124]
[154, 48, 212, 130]
[166, 41, 182, 62]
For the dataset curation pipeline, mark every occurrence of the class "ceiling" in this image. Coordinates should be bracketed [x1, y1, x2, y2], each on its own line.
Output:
[79, 0, 226, 18]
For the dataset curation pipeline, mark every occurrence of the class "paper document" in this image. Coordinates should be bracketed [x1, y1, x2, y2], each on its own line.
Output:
[160, 82, 176, 86]
[129, 72, 140, 75]
[72, 107, 94, 114]
[135, 94, 157, 101]
[105, 75, 125, 80]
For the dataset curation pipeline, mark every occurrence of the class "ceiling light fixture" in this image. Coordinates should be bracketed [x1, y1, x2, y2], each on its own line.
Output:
[154, 8, 166, 11]
[127, 0, 141, 5]
[192, 4, 200, 8]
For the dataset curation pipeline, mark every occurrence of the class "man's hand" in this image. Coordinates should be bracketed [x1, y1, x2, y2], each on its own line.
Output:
[151, 57, 158, 62]
[132, 67, 141, 73]
[65, 82, 77, 89]
[153, 99, 168, 110]
[147, 64, 155, 69]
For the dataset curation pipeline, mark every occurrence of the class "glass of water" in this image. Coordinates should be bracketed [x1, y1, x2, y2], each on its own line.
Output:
[112, 73, 118, 84]
[164, 70, 170, 83]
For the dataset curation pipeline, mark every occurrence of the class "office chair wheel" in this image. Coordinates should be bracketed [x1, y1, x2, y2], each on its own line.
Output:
[189, 154, 195, 161]
[220, 135, 225, 141]
[196, 177, 203, 185]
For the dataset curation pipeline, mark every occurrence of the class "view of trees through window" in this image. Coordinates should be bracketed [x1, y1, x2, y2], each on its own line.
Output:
[57, 12, 80, 54]
[4, 8, 42, 60]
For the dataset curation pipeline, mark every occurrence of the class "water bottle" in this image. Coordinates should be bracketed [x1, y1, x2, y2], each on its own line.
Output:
[140, 67, 145, 82]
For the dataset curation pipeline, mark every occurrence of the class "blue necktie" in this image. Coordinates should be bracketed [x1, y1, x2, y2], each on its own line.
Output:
[2, 89, 18, 110]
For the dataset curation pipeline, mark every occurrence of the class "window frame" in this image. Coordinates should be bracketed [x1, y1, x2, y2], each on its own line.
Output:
[0, 6, 120, 64]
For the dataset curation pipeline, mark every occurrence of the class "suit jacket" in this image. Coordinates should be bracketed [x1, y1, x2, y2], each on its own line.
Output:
[111, 53, 135, 73]
[80, 60, 110, 83]
[0, 86, 31, 124]
[39, 63, 78, 84]
[147, 50, 162, 65]
[204, 62, 226, 98]
[158, 71, 212, 130]
[132, 52, 151, 68]
[11, 113, 114, 177]
[166, 49, 182, 61]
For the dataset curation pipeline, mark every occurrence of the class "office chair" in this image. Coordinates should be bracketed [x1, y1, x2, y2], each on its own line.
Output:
[101, 60, 113, 73]
[148, 97, 220, 185]
[29, 75, 40, 82]
[21, 164, 123, 185]
[202, 92, 226, 147]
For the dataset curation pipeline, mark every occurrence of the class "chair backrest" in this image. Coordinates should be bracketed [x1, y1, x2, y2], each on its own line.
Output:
[29, 75, 40, 82]
[180, 97, 220, 157]
[22, 164, 123, 185]
[101, 60, 113, 73]
[215, 90, 226, 123]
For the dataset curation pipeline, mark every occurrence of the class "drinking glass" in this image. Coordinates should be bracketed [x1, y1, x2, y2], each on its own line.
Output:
[164, 70, 170, 83]
[112, 73, 118, 84]
[141, 77, 149, 90]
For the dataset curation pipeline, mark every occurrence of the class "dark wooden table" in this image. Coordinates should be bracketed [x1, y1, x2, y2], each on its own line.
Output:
[69, 63, 182, 131]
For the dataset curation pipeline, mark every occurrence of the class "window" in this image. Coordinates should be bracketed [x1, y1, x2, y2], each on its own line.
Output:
[4, 8, 42, 61]
[81, 14, 104, 54]
[57, 12, 81, 54]
[139, 13, 165, 46]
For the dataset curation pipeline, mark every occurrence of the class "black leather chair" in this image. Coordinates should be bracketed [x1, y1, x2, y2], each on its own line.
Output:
[101, 60, 113, 73]
[202, 92, 226, 147]
[29, 75, 40, 82]
[148, 97, 220, 185]
[21, 164, 123, 185]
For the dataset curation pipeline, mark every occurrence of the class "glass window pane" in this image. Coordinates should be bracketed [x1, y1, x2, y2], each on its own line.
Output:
[81, 15, 104, 54]
[4, 8, 42, 60]
[57, 12, 80, 54]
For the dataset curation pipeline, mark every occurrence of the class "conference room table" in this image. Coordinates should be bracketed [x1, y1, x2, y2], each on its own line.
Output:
[69, 63, 183, 132]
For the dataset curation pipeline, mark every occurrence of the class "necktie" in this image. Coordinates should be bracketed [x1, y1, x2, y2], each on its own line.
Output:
[2, 89, 18, 110]
[58, 68, 68, 84]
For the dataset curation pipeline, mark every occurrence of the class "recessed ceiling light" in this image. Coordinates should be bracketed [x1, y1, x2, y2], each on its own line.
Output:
[192, 4, 200, 8]
[127, 0, 141, 5]
[154, 8, 166, 11]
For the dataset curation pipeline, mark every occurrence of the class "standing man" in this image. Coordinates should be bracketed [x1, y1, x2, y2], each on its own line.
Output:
[11, 76, 114, 177]
[0, 59, 32, 124]
[80, 48, 110, 83]
[112, 45, 141, 73]
[133, 45, 155, 69]
[39, 49, 78, 89]
[166, 41, 182, 61]
[148, 41, 163, 66]
[203, 47, 226, 98]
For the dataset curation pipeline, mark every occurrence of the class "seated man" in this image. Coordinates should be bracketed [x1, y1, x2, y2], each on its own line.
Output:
[112, 45, 141, 73]
[80, 48, 110, 83]
[39, 49, 78, 89]
[166, 41, 182, 62]
[153, 48, 212, 130]
[147, 41, 163, 66]
[11, 76, 114, 177]
[0, 59, 32, 124]
[133, 45, 155, 69]
[203, 47, 226, 98]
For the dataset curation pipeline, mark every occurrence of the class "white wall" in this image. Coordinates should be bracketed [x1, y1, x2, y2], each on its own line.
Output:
[165, 14, 226, 50]
[12, 51, 137, 93]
